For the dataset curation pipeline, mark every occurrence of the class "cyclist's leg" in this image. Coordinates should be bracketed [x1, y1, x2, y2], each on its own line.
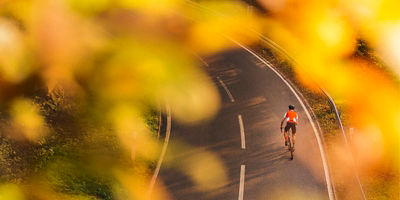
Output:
[292, 125, 297, 145]
[292, 133, 296, 145]
[284, 132, 289, 146]
[284, 125, 290, 145]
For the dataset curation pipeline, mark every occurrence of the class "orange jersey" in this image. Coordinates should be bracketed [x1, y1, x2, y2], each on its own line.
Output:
[284, 110, 298, 124]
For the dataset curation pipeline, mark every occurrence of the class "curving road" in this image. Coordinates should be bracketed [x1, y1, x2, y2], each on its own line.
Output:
[159, 47, 333, 200]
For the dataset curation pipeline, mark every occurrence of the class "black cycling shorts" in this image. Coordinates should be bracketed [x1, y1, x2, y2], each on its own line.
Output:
[285, 122, 297, 134]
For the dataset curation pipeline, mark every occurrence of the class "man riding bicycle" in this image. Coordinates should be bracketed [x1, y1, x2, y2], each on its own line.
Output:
[280, 105, 298, 149]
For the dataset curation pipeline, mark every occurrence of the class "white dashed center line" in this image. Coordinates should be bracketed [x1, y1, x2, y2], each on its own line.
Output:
[238, 114, 246, 150]
[238, 164, 246, 200]
[217, 76, 235, 103]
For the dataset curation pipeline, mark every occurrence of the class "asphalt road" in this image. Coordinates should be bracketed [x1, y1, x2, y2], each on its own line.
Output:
[159, 48, 331, 200]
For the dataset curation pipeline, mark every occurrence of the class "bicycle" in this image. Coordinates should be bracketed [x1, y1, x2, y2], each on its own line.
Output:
[281, 128, 294, 160]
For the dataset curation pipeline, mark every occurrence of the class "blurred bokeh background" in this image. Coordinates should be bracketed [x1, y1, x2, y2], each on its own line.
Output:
[0, 0, 398, 199]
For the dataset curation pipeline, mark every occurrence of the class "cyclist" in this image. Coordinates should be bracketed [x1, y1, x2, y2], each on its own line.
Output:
[280, 105, 298, 149]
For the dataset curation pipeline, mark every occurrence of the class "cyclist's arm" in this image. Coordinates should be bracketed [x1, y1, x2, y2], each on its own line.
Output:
[280, 113, 287, 128]
[280, 118, 285, 128]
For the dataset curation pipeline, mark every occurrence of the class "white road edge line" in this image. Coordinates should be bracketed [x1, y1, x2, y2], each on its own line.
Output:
[238, 114, 246, 149]
[238, 165, 246, 200]
[147, 105, 172, 198]
[217, 76, 235, 103]
[229, 39, 335, 200]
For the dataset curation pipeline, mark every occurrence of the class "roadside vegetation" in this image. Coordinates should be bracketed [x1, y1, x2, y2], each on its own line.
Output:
[0, 88, 160, 199]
